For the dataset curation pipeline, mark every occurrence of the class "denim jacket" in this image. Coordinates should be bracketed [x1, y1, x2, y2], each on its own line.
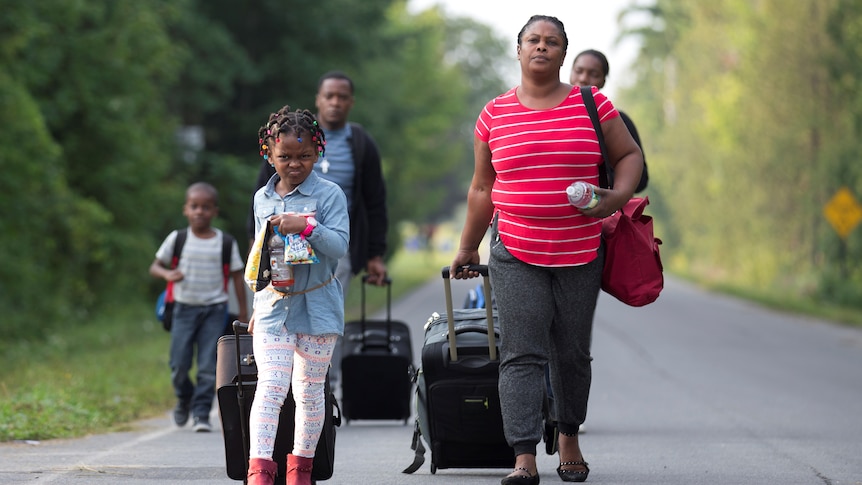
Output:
[251, 171, 350, 336]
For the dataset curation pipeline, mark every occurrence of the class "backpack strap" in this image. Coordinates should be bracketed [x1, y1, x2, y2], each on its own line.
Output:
[165, 228, 189, 303]
[580, 86, 611, 189]
[221, 232, 234, 291]
[171, 228, 188, 269]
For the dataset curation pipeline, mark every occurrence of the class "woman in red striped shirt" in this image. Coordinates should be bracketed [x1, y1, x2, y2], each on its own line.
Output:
[451, 14, 643, 485]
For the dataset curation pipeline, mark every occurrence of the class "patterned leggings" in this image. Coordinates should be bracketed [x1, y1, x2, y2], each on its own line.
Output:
[248, 327, 336, 459]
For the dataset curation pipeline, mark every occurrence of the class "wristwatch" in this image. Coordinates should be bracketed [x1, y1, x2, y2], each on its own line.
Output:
[300, 216, 317, 237]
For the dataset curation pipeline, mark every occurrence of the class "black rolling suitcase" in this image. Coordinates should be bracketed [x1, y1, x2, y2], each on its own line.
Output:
[340, 276, 413, 423]
[216, 321, 341, 484]
[403, 265, 514, 475]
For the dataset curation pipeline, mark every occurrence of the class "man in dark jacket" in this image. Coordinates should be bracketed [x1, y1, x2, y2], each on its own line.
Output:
[249, 71, 389, 293]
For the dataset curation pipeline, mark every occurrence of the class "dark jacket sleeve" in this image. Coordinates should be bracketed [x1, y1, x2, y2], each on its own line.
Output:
[360, 132, 388, 260]
[619, 111, 649, 193]
[349, 123, 388, 275]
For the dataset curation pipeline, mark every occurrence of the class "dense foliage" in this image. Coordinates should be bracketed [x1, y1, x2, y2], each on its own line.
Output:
[5, 0, 862, 344]
[0, 0, 509, 339]
[615, 0, 862, 306]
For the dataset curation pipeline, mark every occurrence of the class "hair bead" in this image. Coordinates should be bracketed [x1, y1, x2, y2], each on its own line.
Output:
[257, 105, 326, 159]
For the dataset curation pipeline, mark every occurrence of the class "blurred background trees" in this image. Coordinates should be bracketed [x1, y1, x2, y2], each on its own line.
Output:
[616, 0, 862, 307]
[0, 0, 508, 338]
[2, 0, 862, 340]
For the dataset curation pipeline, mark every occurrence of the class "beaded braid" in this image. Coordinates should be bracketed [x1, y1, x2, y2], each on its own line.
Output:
[257, 106, 326, 161]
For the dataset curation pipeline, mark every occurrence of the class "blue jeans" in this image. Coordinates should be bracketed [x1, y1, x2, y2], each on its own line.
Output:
[169, 301, 227, 420]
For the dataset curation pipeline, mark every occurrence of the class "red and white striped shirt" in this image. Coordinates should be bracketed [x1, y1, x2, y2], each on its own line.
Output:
[475, 85, 619, 267]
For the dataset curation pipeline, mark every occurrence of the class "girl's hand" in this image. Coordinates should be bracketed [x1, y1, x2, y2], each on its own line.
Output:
[247, 315, 255, 335]
[268, 213, 307, 235]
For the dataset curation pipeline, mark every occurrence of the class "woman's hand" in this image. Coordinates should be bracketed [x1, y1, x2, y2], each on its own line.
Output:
[247, 315, 256, 335]
[450, 249, 481, 279]
[580, 186, 629, 219]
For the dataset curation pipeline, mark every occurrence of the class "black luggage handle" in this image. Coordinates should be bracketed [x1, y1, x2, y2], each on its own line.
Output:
[441, 264, 488, 279]
[231, 320, 251, 477]
[231, 321, 251, 391]
[360, 274, 394, 349]
[441, 265, 497, 362]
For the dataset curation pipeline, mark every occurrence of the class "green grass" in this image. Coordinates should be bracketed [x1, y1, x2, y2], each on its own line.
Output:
[0, 247, 453, 442]
[0, 305, 172, 441]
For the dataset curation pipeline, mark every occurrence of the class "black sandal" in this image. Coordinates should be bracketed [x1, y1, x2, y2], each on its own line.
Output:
[501, 466, 540, 485]
[557, 460, 589, 482]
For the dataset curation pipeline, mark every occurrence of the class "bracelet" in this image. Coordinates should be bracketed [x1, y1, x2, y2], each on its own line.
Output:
[300, 223, 314, 238]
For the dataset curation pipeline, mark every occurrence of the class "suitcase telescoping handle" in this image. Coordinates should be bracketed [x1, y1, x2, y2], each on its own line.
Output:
[232, 320, 251, 392]
[231, 320, 251, 476]
[360, 274, 394, 347]
[441, 265, 497, 362]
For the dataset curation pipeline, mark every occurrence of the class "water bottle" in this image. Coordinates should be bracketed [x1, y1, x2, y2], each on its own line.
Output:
[566, 181, 600, 209]
[269, 229, 294, 287]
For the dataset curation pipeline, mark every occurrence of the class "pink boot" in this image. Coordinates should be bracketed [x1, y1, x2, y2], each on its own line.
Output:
[247, 457, 278, 485]
[286, 454, 314, 485]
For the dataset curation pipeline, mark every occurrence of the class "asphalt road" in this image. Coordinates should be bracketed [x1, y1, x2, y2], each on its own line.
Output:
[2, 275, 861, 484]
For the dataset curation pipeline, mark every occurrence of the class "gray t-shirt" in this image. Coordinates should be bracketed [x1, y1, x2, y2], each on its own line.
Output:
[315, 125, 355, 210]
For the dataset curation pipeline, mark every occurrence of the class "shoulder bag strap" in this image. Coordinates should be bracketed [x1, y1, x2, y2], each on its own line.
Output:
[580, 85, 612, 189]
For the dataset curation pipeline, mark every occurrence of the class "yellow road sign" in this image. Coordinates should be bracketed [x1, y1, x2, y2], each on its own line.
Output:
[823, 187, 862, 239]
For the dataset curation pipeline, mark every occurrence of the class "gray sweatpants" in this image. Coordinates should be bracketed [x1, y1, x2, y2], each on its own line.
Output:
[489, 229, 603, 457]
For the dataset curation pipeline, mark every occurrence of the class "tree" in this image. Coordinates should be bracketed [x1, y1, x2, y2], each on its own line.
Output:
[617, 0, 862, 305]
[0, 0, 515, 337]
[0, 0, 190, 333]
[362, 5, 509, 235]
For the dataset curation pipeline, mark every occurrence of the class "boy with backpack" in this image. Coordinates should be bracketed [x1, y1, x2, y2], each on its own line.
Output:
[149, 182, 248, 432]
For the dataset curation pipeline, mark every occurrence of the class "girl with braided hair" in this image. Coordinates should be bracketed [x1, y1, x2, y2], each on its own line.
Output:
[246, 106, 349, 485]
